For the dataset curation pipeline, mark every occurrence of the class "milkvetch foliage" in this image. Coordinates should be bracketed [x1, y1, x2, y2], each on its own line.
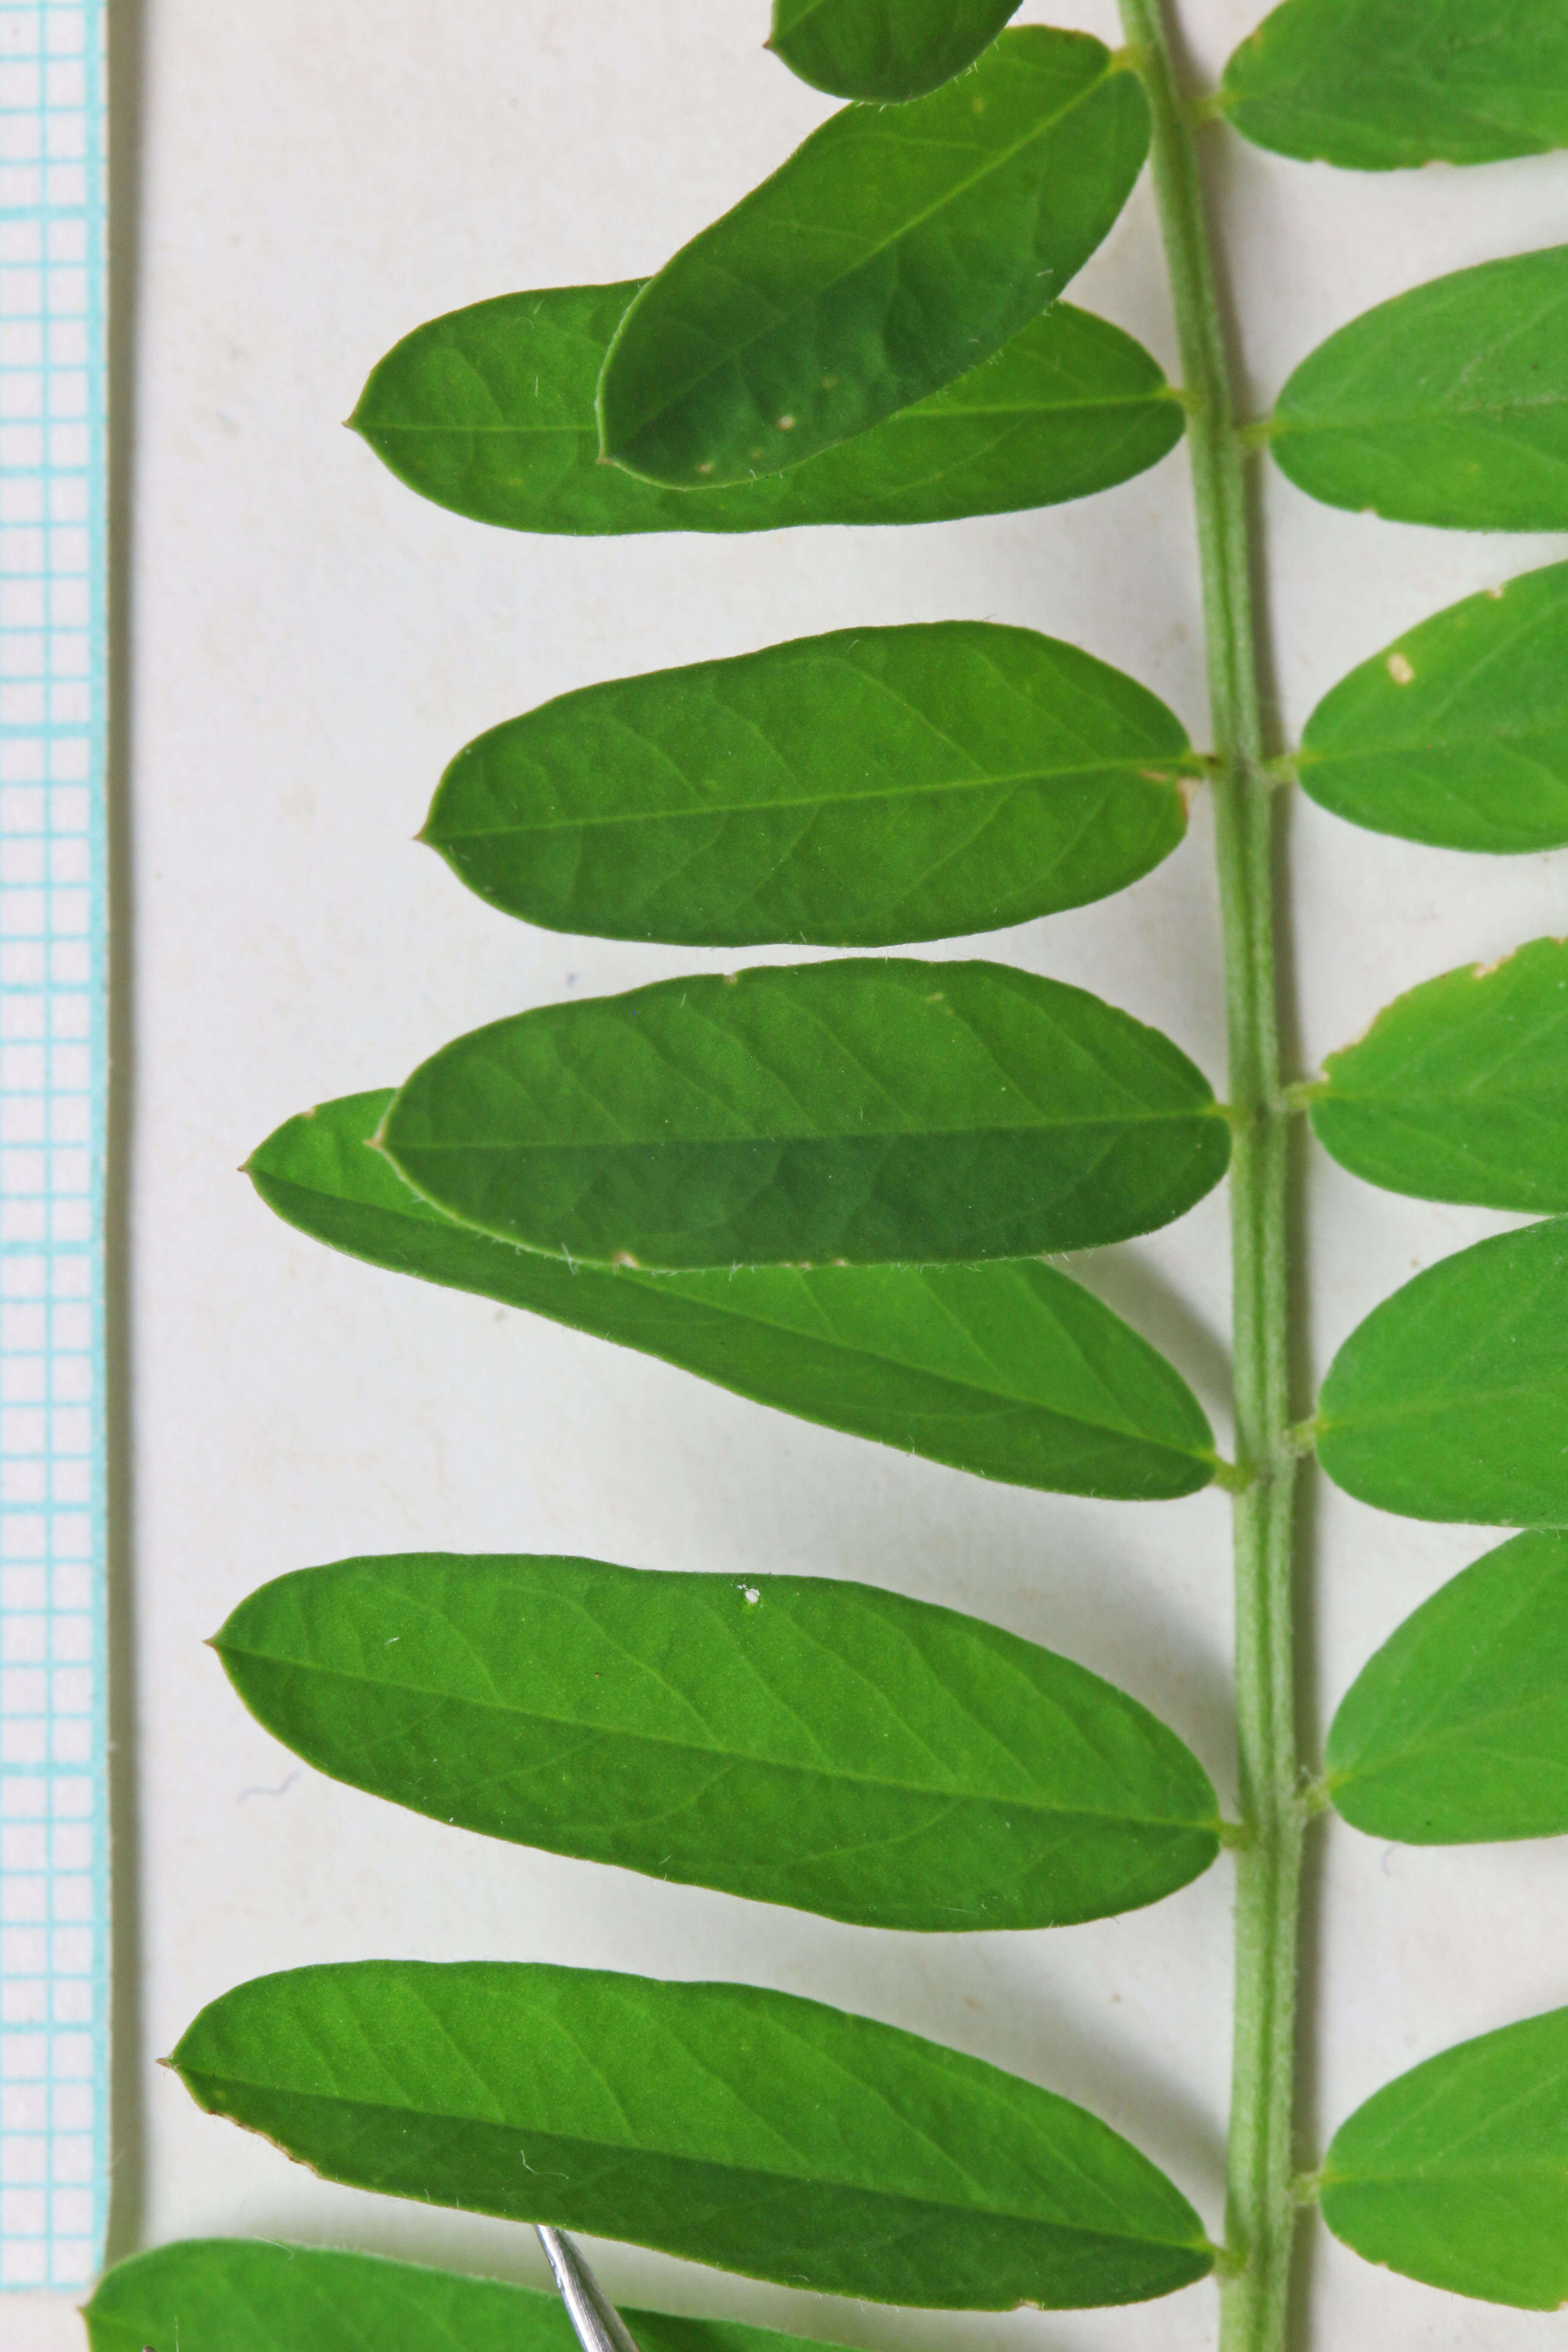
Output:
[1218, 0, 1568, 171]
[1268, 245, 1568, 532]
[170, 1962, 1216, 2310]
[1327, 1531, 1568, 1846]
[351, 290, 1185, 536]
[595, 30, 1149, 487]
[768, 0, 1026, 103]
[82, 2240, 900, 2352]
[422, 621, 1195, 946]
[248, 1091, 1224, 1501]
[377, 959, 1230, 1270]
[1320, 2008, 1568, 2307]
[213, 1553, 1223, 1932]
[1308, 939, 1568, 1212]
[1317, 1219, 1568, 1528]
[126, 8, 1568, 2352]
[1297, 562, 1568, 853]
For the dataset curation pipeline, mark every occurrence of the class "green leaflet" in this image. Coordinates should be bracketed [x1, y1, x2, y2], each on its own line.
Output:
[1328, 1530, 1568, 1844]
[1323, 2007, 1568, 2308]
[215, 1554, 1222, 1933]
[1311, 938, 1568, 1212]
[84, 2239, 865, 2352]
[381, 960, 1229, 1270]
[1269, 246, 1568, 532]
[424, 623, 1193, 948]
[247, 1092, 1220, 1501]
[170, 1962, 1216, 2310]
[352, 288, 1185, 537]
[1219, 0, 1568, 171]
[1299, 561, 1568, 853]
[1317, 1218, 1568, 1527]
[769, 0, 1023, 103]
[597, 31, 1149, 487]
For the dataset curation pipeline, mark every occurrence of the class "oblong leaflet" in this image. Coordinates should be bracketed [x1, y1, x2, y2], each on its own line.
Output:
[85, 2239, 873, 2352]
[215, 1553, 1221, 1931]
[1328, 1530, 1568, 1843]
[1318, 1218, 1568, 1526]
[1323, 2007, 1568, 2308]
[424, 621, 1191, 946]
[379, 959, 1230, 1270]
[1311, 937, 1568, 1211]
[245, 1090, 1220, 1501]
[351, 287, 1183, 536]
[769, 0, 1024, 102]
[598, 30, 1149, 486]
[1221, 0, 1568, 172]
[1300, 561, 1568, 852]
[169, 1961, 1216, 2309]
[1270, 246, 1568, 532]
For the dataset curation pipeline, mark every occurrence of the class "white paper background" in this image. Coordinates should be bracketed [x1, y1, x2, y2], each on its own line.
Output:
[18, 2, 1568, 2343]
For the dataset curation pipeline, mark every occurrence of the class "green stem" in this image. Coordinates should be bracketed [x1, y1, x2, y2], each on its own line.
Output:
[1115, 9, 1303, 2351]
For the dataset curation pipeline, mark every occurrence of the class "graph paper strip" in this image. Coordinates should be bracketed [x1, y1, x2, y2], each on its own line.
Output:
[0, 0, 106, 2294]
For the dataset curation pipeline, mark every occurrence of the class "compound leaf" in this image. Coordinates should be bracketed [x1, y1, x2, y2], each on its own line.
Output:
[84, 2239, 868, 2352]
[1328, 1530, 1568, 1844]
[215, 1553, 1222, 1932]
[1220, 0, 1568, 171]
[352, 288, 1184, 536]
[1299, 561, 1568, 852]
[1270, 246, 1568, 532]
[1323, 2007, 1568, 2308]
[1311, 937, 1568, 1212]
[247, 1091, 1219, 1501]
[1317, 1218, 1568, 1526]
[425, 622, 1192, 948]
[597, 30, 1149, 487]
[380, 960, 1229, 1269]
[170, 1962, 1216, 2310]
[769, 0, 1024, 103]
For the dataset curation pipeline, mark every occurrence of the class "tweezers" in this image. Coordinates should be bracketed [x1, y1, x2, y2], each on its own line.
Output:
[537, 2224, 645, 2352]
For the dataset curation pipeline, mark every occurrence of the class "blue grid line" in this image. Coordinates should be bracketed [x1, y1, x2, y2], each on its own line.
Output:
[0, 0, 105, 2294]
